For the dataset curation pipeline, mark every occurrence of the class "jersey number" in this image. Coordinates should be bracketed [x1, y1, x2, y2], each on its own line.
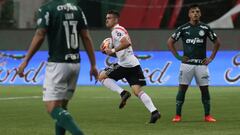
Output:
[63, 21, 78, 49]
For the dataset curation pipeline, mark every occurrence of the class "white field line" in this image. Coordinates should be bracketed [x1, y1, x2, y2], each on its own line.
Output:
[0, 96, 41, 101]
[0, 96, 170, 101]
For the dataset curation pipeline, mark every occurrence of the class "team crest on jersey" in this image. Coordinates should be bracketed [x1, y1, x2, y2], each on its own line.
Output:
[117, 32, 122, 37]
[199, 30, 205, 36]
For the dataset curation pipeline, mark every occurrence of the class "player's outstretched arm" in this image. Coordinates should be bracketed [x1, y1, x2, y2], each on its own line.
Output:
[18, 28, 46, 77]
[80, 29, 98, 82]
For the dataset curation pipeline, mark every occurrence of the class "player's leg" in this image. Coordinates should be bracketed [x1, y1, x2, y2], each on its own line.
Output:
[45, 101, 83, 135]
[55, 100, 68, 135]
[126, 65, 160, 123]
[173, 85, 188, 121]
[99, 64, 131, 109]
[131, 85, 161, 123]
[195, 65, 216, 122]
[173, 64, 194, 122]
[43, 62, 83, 135]
[99, 70, 124, 94]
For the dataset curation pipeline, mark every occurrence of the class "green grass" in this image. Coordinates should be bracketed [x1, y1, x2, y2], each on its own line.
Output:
[0, 86, 240, 135]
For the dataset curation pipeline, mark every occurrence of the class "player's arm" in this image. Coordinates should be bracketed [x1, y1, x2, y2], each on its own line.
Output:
[167, 37, 178, 57]
[17, 28, 46, 77]
[105, 36, 131, 55]
[114, 36, 131, 52]
[202, 38, 220, 65]
[202, 27, 221, 65]
[167, 37, 188, 62]
[80, 29, 98, 81]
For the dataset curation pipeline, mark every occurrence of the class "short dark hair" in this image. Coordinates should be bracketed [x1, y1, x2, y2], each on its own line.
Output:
[188, 4, 200, 11]
[107, 10, 120, 18]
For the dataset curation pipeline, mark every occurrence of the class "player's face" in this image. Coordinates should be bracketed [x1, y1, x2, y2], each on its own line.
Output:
[188, 7, 201, 22]
[106, 14, 118, 28]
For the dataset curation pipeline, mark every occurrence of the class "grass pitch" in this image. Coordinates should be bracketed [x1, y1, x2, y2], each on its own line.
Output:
[0, 86, 239, 135]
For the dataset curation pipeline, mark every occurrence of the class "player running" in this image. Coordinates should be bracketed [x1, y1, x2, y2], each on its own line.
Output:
[99, 10, 161, 124]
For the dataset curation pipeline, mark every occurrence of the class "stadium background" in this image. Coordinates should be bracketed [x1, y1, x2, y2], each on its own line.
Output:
[0, 1, 240, 135]
[0, 0, 239, 86]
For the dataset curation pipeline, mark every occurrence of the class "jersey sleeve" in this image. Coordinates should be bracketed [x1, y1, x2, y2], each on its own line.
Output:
[36, 7, 50, 30]
[206, 26, 218, 42]
[171, 27, 182, 41]
[111, 29, 127, 42]
[78, 8, 88, 30]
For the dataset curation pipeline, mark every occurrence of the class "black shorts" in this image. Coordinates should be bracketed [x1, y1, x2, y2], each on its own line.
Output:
[104, 63, 146, 86]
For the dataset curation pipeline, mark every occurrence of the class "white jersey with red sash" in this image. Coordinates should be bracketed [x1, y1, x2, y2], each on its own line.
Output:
[111, 24, 140, 67]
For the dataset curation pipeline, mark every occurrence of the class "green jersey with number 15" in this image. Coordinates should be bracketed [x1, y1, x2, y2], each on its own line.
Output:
[36, 0, 87, 63]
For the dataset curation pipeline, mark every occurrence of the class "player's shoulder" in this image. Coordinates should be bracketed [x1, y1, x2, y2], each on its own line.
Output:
[198, 22, 211, 30]
[177, 23, 191, 31]
[38, 0, 55, 12]
[112, 25, 128, 35]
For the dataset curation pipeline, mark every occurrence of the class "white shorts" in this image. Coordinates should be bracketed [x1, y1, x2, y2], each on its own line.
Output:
[43, 62, 80, 101]
[179, 63, 209, 86]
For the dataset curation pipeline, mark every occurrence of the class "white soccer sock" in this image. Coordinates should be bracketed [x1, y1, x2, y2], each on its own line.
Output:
[101, 78, 124, 94]
[138, 91, 157, 113]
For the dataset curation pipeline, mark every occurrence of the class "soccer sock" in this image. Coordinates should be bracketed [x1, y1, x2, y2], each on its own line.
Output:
[176, 88, 187, 116]
[101, 78, 124, 94]
[200, 86, 210, 116]
[55, 123, 66, 135]
[55, 107, 67, 135]
[51, 107, 83, 135]
[138, 91, 157, 113]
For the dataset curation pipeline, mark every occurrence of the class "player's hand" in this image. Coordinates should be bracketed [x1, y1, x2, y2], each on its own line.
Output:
[181, 56, 189, 62]
[17, 61, 28, 77]
[175, 54, 188, 62]
[100, 43, 107, 54]
[202, 58, 212, 65]
[90, 66, 98, 83]
[104, 48, 114, 55]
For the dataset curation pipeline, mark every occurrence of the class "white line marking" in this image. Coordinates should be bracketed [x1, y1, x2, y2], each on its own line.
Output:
[0, 96, 41, 101]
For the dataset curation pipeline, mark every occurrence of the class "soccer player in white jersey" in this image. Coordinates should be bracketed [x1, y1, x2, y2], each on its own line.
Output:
[98, 10, 161, 123]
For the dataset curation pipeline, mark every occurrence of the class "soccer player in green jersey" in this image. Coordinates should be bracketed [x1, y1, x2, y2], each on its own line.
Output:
[167, 4, 220, 122]
[18, 0, 98, 134]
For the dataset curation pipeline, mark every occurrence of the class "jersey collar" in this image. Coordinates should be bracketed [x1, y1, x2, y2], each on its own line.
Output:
[111, 24, 120, 31]
[188, 21, 201, 27]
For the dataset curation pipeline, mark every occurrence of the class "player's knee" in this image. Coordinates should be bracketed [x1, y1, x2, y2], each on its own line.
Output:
[133, 91, 139, 97]
[45, 101, 63, 114]
[131, 85, 142, 96]
[98, 71, 107, 82]
[132, 89, 142, 97]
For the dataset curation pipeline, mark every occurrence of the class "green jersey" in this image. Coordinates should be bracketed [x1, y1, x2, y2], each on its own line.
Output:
[36, 0, 88, 63]
[171, 22, 217, 65]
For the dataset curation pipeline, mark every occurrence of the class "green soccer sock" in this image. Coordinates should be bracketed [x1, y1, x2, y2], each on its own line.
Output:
[200, 86, 211, 116]
[51, 107, 84, 135]
[176, 86, 187, 116]
[55, 122, 66, 135]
